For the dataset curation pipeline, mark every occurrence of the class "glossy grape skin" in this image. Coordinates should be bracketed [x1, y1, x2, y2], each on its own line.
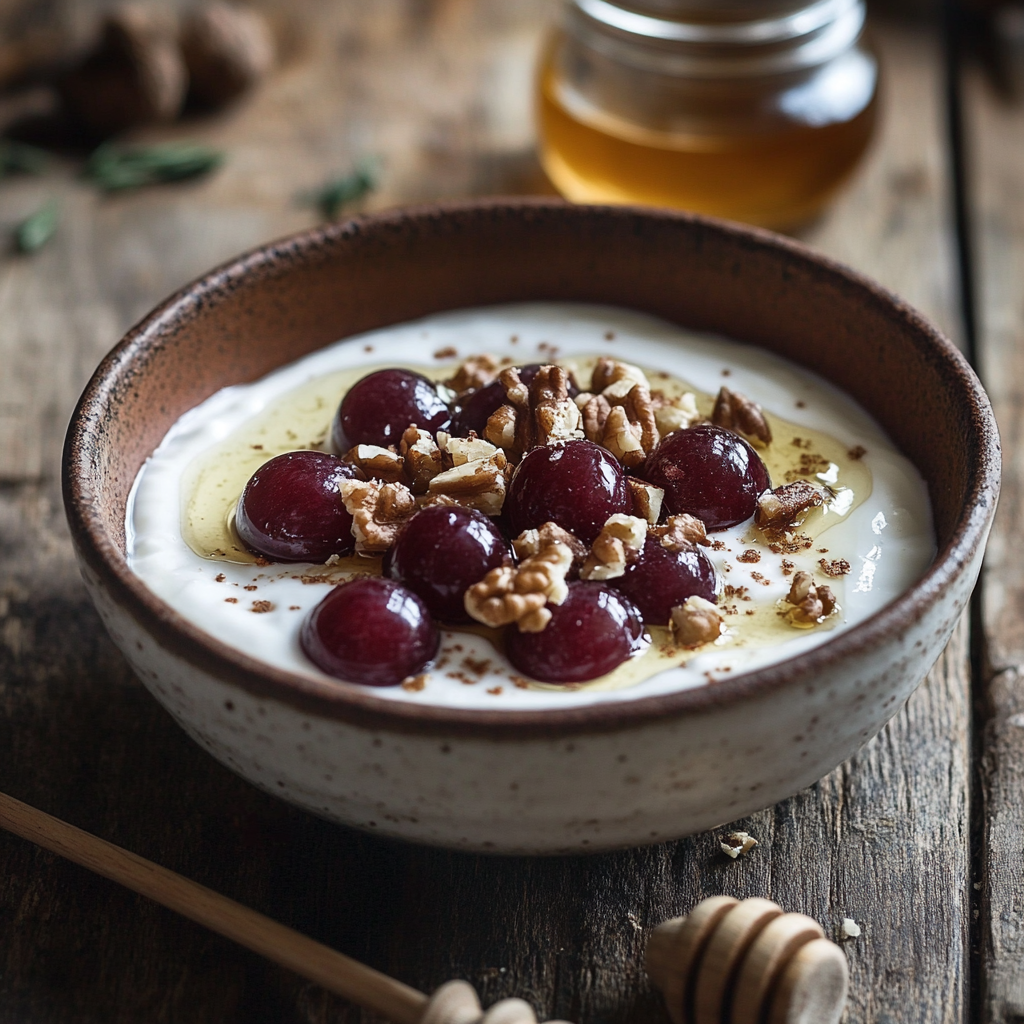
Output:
[332, 368, 450, 451]
[235, 451, 360, 563]
[505, 582, 645, 683]
[386, 506, 510, 623]
[505, 440, 631, 544]
[642, 424, 771, 530]
[612, 535, 718, 625]
[300, 577, 439, 686]
[449, 364, 580, 437]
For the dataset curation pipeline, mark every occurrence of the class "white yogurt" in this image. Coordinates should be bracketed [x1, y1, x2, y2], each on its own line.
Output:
[126, 303, 935, 709]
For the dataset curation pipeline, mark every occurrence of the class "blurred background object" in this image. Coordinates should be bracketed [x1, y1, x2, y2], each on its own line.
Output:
[536, 0, 880, 228]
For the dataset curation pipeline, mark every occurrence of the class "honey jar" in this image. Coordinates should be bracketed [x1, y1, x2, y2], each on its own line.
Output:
[536, 0, 879, 228]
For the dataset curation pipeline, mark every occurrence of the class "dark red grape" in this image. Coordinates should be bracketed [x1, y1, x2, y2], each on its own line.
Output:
[300, 577, 439, 686]
[449, 364, 580, 437]
[386, 505, 510, 623]
[505, 439, 631, 544]
[642, 424, 771, 530]
[505, 581, 644, 683]
[611, 535, 717, 625]
[235, 451, 359, 563]
[332, 368, 450, 451]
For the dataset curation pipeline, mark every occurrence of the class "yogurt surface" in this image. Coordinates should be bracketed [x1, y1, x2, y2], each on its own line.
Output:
[126, 303, 935, 709]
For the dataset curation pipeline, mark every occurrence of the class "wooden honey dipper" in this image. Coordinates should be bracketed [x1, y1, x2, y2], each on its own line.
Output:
[0, 790, 846, 1024]
[645, 896, 849, 1024]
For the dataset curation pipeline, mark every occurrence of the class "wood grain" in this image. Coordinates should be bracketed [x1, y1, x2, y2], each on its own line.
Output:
[965, 59, 1024, 1024]
[0, 5, 971, 1023]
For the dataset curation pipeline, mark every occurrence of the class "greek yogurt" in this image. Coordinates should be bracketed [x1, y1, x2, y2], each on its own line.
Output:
[126, 303, 935, 709]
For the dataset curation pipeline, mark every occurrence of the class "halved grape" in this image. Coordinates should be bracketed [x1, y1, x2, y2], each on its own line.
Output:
[387, 505, 510, 623]
[642, 424, 770, 530]
[332, 368, 451, 451]
[300, 577, 439, 686]
[235, 451, 359, 562]
[505, 581, 645, 683]
[505, 439, 631, 544]
[612, 535, 717, 625]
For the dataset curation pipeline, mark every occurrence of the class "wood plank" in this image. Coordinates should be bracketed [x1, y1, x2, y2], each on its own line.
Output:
[964, 52, 1024, 1024]
[0, 6, 968, 1023]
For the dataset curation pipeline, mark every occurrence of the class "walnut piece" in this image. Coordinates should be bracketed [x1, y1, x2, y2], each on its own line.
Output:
[670, 596, 724, 646]
[651, 390, 700, 435]
[427, 436, 508, 515]
[345, 444, 404, 484]
[340, 479, 416, 555]
[399, 426, 442, 494]
[513, 522, 588, 565]
[446, 354, 501, 395]
[651, 513, 709, 551]
[711, 386, 772, 446]
[580, 514, 648, 581]
[580, 383, 659, 468]
[464, 541, 574, 633]
[721, 831, 759, 859]
[755, 481, 824, 538]
[484, 366, 583, 460]
[627, 479, 665, 525]
[590, 357, 650, 400]
[784, 571, 838, 626]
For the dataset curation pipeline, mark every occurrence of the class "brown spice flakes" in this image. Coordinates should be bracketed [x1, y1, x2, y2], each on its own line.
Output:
[402, 674, 428, 692]
[796, 400, 806, 408]
[750, 572, 771, 586]
[710, 539, 726, 551]
[462, 657, 491, 676]
[487, 686, 504, 696]
[784, 451, 831, 482]
[736, 549, 761, 564]
[511, 676, 530, 689]
[250, 600, 273, 613]
[791, 436, 812, 449]
[289, 605, 300, 610]
[254, 556, 272, 567]
[251, 444, 263, 450]
[819, 558, 852, 577]
[224, 597, 238, 604]
[781, 559, 795, 576]
[433, 346, 458, 359]
[215, 573, 226, 582]
[848, 445, 867, 460]
[244, 584, 258, 591]
[363, 344, 374, 353]
[604, 330, 615, 340]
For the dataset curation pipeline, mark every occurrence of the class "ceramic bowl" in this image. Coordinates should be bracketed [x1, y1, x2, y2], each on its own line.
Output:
[63, 200, 999, 854]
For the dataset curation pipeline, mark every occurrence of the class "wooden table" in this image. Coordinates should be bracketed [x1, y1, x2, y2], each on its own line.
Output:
[0, 3, 1018, 1022]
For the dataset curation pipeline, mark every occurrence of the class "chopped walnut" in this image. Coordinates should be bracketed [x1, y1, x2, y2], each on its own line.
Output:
[590, 357, 650, 400]
[446, 354, 501, 395]
[755, 481, 824, 538]
[651, 514, 709, 551]
[784, 571, 838, 626]
[580, 514, 647, 580]
[484, 365, 583, 460]
[464, 541, 574, 633]
[513, 521, 588, 565]
[627, 479, 665, 525]
[340, 479, 416, 555]
[670, 595, 724, 647]
[711, 386, 773, 446]
[651, 390, 700, 435]
[345, 444, 405, 483]
[721, 831, 759, 859]
[427, 438, 508, 515]
[580, 383, 659, 468]
[399, 426, 442, 493]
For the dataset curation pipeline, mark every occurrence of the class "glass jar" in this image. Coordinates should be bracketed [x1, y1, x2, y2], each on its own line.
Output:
[536, 0, 879, 228]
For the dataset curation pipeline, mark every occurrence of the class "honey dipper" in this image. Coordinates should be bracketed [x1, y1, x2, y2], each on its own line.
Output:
[645, 897, 849, 1024]
[0, 790, 846, 1024]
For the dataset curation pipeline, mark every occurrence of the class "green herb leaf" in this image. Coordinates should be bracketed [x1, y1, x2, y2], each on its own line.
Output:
[84, 142, 224, 192]
[0, 140, 49, 177]
[299, 158, 380, 220]
[15, 200, 58, 253]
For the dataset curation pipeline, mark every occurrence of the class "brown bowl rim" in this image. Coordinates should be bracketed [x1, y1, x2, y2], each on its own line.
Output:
[63, 197, 1000, 739]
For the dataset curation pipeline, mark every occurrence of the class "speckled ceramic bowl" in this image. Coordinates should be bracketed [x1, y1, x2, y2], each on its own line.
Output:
[63, 200, 999, 854]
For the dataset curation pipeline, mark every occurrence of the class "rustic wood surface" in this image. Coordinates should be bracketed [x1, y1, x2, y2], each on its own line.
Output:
[0, 4, 983, 1023]
[965, 46, 1024, 1024]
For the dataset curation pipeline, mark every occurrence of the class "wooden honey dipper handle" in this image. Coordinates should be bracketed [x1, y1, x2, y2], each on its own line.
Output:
[0, 791, 570, 1024]
[645, 897, 849, 1024]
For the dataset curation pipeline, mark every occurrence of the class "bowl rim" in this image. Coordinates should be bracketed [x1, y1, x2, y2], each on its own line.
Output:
[63, 197, 1000, 738]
